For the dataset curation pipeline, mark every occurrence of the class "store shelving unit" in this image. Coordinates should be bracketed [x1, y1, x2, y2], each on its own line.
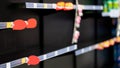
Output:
[0, 0, 120, 68]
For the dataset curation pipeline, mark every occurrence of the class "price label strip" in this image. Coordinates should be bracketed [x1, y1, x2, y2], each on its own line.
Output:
[1, 36, 120, 67]
[0, 18, 37, 30]
[39, 44, 77, 61]
[0, 58, 26, 68]
[75, 44, 97, 56]
[0, 44, 77, 68]
[25, 2, 103, 10]
[75, 37, 120, 56]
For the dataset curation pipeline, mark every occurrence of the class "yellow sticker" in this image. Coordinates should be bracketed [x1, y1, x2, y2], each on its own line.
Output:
[44, 4, 47, 8]
[6, 22, 12, 28]
[21, 58, 26, 64]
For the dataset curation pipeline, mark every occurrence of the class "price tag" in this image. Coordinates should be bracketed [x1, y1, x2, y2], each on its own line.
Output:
[109, 9, 119, 18]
